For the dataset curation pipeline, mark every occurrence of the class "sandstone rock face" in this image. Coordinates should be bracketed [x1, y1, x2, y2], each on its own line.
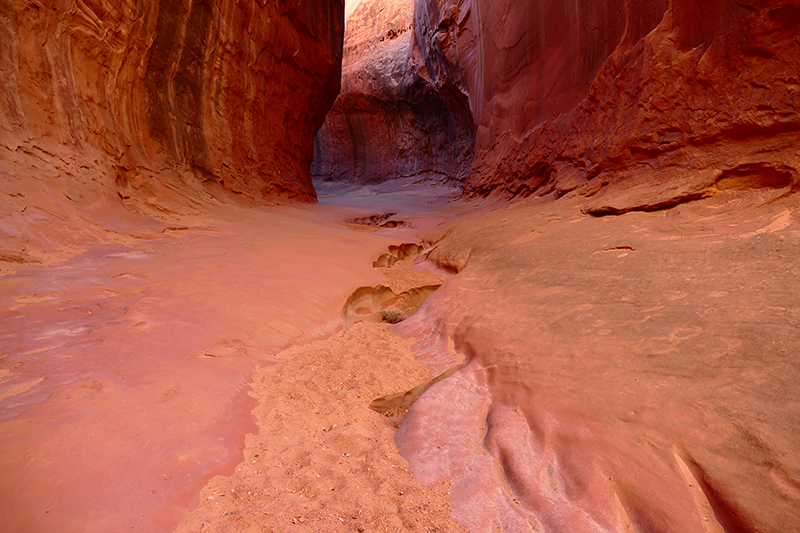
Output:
[415, 0, 800, 200]
[396, 190, 800, 532]
[0, 0, 344, 204]
[311, 0, 475, 185]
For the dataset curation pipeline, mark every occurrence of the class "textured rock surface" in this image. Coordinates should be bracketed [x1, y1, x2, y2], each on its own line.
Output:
[396, 190, 800, 532]
[0, 0, 344, 206]
[311, 0, 475, 185]
[414, 0, 800, 200]
[3, 1, 800, 533]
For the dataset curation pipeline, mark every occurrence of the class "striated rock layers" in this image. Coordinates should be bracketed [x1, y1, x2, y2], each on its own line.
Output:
[415, 0, 800, 201]
[311, 0, 475, 185]
[0, 0, 344, 205]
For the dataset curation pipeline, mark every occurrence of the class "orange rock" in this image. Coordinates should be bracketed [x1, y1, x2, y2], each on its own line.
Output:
[414, 0, 800, 200]
[0, 0, 345, 203]
[311, 0, 475, 185]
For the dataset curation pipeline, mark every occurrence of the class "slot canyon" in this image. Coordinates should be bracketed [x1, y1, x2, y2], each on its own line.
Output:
[1, 0, 799, 531]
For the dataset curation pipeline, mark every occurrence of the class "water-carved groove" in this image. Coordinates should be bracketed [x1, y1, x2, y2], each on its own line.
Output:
[373, 241, 433, 268]
[586, 162, 798, 217]
[673, 447, 748, 532]
[342, 237, 464, 413]
[343, 284, 441, 329]
[586, 190, 714, 217]
[348, 212, 404, 227]
[369, 363, 464, 413]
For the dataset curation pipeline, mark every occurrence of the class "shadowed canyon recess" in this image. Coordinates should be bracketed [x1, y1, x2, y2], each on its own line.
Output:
[1, 0, 799, 532]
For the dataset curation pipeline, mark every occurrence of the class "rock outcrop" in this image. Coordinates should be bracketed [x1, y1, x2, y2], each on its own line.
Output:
[415, 0, 800, 200]
[311, 0, 475, 185]
[0, 0, 344, 205]
[397, 190, 800, 532]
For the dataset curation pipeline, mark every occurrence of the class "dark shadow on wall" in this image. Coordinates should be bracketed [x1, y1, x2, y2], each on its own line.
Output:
[311, 76, 475, 188]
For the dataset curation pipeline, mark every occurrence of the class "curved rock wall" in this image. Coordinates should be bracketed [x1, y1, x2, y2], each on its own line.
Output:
[0, 0, 344, 203]
[415, 0, 800, 199]
[311, 0, 475, 185]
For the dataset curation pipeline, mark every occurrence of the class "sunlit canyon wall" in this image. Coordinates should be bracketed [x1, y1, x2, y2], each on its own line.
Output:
[311, 0, 476, 185]
[316, 0, 799, 199]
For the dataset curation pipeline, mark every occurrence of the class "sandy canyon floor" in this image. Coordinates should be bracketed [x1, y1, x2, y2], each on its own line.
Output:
[2, 178, 800, 532]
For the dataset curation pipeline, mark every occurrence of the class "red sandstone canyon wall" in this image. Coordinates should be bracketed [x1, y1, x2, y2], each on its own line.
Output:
[0, 0, 344, 204]
[415, 0, 800, 200]
[311, 0, 475, 185]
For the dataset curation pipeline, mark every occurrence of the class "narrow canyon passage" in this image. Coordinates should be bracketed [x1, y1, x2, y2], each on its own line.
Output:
[2, 0, 799, 531]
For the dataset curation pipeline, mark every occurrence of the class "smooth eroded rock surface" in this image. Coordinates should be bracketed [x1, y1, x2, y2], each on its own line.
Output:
[396, 188, 800, 532]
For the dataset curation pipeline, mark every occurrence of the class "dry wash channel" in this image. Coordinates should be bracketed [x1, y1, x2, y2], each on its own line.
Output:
[175, 235, 466, 532]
